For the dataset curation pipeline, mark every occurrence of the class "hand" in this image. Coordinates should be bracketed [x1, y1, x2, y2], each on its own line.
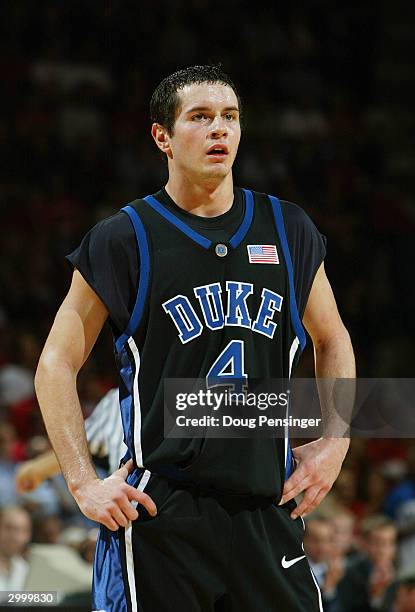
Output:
[370, 562, 394, 599]
[16, 460, 45, 493]
[279, 438, 349, 518]
[72, 459, 157, 531]
[323, 556, 345, 593]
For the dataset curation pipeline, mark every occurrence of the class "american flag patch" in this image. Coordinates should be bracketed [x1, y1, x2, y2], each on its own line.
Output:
[247, 244, 279, 264]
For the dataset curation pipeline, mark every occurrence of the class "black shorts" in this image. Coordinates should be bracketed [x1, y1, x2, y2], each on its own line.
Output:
[92, 470, 322, 612]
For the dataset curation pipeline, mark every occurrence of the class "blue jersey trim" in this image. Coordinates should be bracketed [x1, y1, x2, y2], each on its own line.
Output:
[229, 188, 254, 248]
[144, 195, 212, 249]
[92, 526, 128, 612]
[285, 444, 294, 480]
[117, 344, 136, 465]
[92, 467, 147, 612]
[115, 205, 151, 353]
[269, 195, 306, 351]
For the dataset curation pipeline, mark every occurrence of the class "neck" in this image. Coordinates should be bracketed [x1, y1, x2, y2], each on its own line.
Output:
[165, 172, 234, 217]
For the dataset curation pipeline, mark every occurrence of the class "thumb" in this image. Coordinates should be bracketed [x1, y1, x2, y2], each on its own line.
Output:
[116, 458, 135, 480]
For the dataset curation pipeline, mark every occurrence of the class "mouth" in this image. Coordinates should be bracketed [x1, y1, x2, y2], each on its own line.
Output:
[206, 144, 229, 158]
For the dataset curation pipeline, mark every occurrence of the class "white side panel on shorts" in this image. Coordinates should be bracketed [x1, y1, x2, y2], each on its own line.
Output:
[124, 469, 151, 612]
[301, 517, 324, 612]
[309, 565, 324, 612]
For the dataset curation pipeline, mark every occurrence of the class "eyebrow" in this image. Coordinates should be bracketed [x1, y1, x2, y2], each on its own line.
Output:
[185, 106, 240, 114]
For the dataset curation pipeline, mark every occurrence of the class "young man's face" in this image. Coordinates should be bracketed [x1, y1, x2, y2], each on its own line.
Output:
[303, 520, 334, 563]
[0, 508, 32, 558]
[158, 82, 241, 183]
[366, 525, 396, 565]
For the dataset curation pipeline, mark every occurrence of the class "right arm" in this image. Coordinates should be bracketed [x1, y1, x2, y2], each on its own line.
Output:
[35, 270, 156, 530]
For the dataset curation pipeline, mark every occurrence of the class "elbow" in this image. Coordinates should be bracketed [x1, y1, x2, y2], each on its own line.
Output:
[34, 351, 53, 395]
[35, 348, 77, 393]
[313, 323, 353, 353]
[34, 355, 50, 394]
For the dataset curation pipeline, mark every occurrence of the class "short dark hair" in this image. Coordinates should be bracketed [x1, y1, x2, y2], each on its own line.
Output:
[361, 514, 395, 539]
[150, 64, 242, 135]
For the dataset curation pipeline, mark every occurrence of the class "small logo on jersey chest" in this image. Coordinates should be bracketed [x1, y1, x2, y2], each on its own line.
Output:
[215, 243, 228, 257]
[247, 244, 279, 264]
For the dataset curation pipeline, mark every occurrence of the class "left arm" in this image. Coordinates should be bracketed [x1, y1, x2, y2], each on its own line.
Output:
[280, 262, 355, 517]
[16, 450, 61, 493]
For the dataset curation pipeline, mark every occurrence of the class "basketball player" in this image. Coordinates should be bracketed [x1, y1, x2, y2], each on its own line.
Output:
[35, 65, 355, 611]
[15, 388, 125, 492]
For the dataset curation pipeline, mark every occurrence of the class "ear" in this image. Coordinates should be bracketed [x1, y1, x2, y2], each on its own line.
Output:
[151, 123, 172, 158]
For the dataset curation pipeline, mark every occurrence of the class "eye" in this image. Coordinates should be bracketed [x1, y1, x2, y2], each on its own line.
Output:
[224, 113, 235, 121]
[192, 113, 207, 121]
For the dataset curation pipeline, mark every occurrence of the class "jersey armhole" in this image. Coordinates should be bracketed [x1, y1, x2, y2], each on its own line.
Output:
[114, 205, 151, 353]
[268, 194, 306, 353]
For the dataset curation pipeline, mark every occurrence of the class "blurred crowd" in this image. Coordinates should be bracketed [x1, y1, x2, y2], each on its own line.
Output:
[1, 1, 415, 609]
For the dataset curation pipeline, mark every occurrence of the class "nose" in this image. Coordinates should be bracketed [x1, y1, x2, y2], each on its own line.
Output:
[208, 115, 228, 139]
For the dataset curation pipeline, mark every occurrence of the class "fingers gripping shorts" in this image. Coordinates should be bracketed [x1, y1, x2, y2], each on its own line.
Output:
[92, 470, 322, 612]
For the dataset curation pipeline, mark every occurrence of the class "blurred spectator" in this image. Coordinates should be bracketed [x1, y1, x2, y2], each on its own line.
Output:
[59, 526, 88, 553]
[363, 472, 388, 519]
[17, 436, 63, 518]
[305, 514, 398, 611]
[304, 516, 346, 611]
[337, 515, 397, 611]
[0, 422, 19, 507]
[0, 364, 34, 409]
[330, 509, 360, 565]
[57, 83, 107, 149]
[79, 528, 99, 565]
[17, 435, 81, 525]
[331, 467, 366, 519]
[8, 396, 43, 443]
[32, 59, 113, 96]
[0, 330, 39, 412]
[0, 506, 32, 599]
[32, 514, 62, 545]
[384, 445, 415, 576]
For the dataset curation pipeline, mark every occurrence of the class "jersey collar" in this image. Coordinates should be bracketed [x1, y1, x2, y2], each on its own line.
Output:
[143, 188, 254, 251]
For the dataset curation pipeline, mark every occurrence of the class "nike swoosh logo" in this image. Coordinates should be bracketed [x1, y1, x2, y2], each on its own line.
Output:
[281, 554, 306, 569]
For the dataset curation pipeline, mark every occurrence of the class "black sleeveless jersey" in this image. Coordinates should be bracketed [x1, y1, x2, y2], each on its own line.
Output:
[68, 187, 326, 499]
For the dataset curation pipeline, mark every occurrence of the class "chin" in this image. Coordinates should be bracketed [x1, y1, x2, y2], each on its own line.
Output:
[203, 164, 231, 180]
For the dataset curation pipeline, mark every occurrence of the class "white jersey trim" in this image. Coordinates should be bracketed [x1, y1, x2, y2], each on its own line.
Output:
[285, 336, 300, 473]
[309, 564, 324, 612]
[124, 469, 151, 612]
[128, 337, 143, 468]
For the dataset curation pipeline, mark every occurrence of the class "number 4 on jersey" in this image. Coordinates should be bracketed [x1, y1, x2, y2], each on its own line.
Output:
[206, 340, 248, 392]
